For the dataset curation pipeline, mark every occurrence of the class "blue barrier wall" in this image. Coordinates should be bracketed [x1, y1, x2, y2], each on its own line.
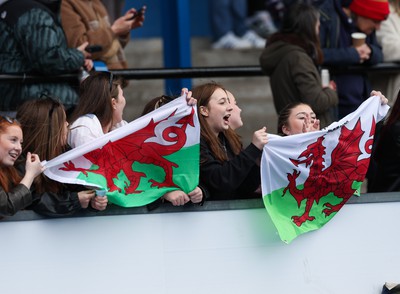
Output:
[124, 0, 207, 92]
[125, 0, 211, 38]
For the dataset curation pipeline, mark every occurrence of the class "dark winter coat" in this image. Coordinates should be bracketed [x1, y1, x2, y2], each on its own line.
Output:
[200, 135, 262, 200]
[260, 38, 338, 128]
[369, 121, 400, 192]
[318, 0, 383, 118]
[0, 0, 85, 111]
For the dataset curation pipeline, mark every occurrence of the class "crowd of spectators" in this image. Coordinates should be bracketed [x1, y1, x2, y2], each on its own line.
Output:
[0, 0, 399, 218]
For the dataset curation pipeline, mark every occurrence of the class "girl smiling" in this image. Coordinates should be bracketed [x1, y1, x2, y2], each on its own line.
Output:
[0, 116, 43, 216]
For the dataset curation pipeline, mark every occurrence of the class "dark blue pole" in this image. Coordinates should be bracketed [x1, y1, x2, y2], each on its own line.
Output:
[161, 0, 192, 95]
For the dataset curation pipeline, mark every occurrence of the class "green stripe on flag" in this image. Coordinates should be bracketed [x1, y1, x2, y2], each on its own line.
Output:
[76, 144, 199, 207]
[263, 181, 362, 243]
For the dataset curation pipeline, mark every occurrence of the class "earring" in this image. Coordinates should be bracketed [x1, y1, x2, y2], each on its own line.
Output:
[199, 106, 208, 117]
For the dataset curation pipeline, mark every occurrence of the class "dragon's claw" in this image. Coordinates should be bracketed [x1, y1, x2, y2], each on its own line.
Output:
[322, 202, 342, 216]
[292, 214, 315, 227]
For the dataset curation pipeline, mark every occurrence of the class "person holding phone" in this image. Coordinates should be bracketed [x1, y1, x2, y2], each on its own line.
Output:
[61, 0, 146, 70]
[100, 0, 125, 22]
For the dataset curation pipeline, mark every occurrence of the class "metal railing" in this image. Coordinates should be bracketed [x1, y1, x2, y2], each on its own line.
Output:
[1, 62, 400, 83]
[1, 62, 400, 221]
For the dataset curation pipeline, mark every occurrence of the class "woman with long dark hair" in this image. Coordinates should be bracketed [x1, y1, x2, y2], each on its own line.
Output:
[260, 2, 338, 128]
[68, 71, 127, 148]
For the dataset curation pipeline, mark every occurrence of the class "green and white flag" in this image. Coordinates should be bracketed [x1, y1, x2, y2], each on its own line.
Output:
[43, 95, 200, 207]
[261, 96, 389, 243]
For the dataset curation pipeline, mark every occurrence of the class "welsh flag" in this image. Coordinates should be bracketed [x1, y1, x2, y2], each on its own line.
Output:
[43, 95, 200, 207]
[261, 96, 389, 243]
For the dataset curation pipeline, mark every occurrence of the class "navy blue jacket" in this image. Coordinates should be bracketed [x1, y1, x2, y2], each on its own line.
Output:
[318, 0, 383, 117]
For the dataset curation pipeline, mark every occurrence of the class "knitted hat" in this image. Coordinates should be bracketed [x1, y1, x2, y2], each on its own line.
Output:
[349, 0, 389, 21]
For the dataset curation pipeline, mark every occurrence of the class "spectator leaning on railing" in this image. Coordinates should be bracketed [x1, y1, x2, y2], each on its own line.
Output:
[0, 0, 92, 117]
[318, 0, 389, 118]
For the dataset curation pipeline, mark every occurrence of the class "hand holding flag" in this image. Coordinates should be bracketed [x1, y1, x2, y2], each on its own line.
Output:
[261, 95, 389, 243]
[43, 95, 200, 208]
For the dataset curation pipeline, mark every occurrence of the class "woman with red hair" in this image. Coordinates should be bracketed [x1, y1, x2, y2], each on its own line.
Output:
[0, 116, 43, 216]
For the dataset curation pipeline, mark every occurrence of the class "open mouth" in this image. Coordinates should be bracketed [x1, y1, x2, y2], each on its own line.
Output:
[9, 152, 19, 160]
[223, 114, 231, 124]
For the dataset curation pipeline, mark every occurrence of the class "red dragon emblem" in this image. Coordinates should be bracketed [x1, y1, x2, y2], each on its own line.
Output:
[60, 108, 195, 194]
[282, 118, 375, 227]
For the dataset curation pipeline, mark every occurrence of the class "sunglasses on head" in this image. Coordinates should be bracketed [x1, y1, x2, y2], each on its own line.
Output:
[107, 72, 113, 92]
[98, 71, 114, 92]
[39, 93, 62, 119]
[0, 115, 17, 124]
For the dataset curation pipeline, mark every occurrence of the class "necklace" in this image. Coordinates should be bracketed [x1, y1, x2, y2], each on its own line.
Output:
[220, 135, 227, 154]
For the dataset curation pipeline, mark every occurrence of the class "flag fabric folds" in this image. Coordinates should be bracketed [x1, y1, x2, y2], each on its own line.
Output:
[43, 95, 200, 207]
[261, 96, 389, 243]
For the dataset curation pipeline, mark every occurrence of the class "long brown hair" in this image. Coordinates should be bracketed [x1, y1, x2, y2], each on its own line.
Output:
[269, 2, 323, 64]
[69, 71, 124, 129]
[192, 82, 242, 162]
[0, 116, 22, 192]
[16, 97, 67, 193]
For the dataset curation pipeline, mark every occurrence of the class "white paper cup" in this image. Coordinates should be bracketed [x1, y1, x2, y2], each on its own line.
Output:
[351, 32, 366, 47]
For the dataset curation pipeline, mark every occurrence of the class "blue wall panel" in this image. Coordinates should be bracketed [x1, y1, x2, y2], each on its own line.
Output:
[125, 0, 211, 38]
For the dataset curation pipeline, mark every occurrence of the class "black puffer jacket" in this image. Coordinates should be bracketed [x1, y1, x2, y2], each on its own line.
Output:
[0, 0, 85, 111]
